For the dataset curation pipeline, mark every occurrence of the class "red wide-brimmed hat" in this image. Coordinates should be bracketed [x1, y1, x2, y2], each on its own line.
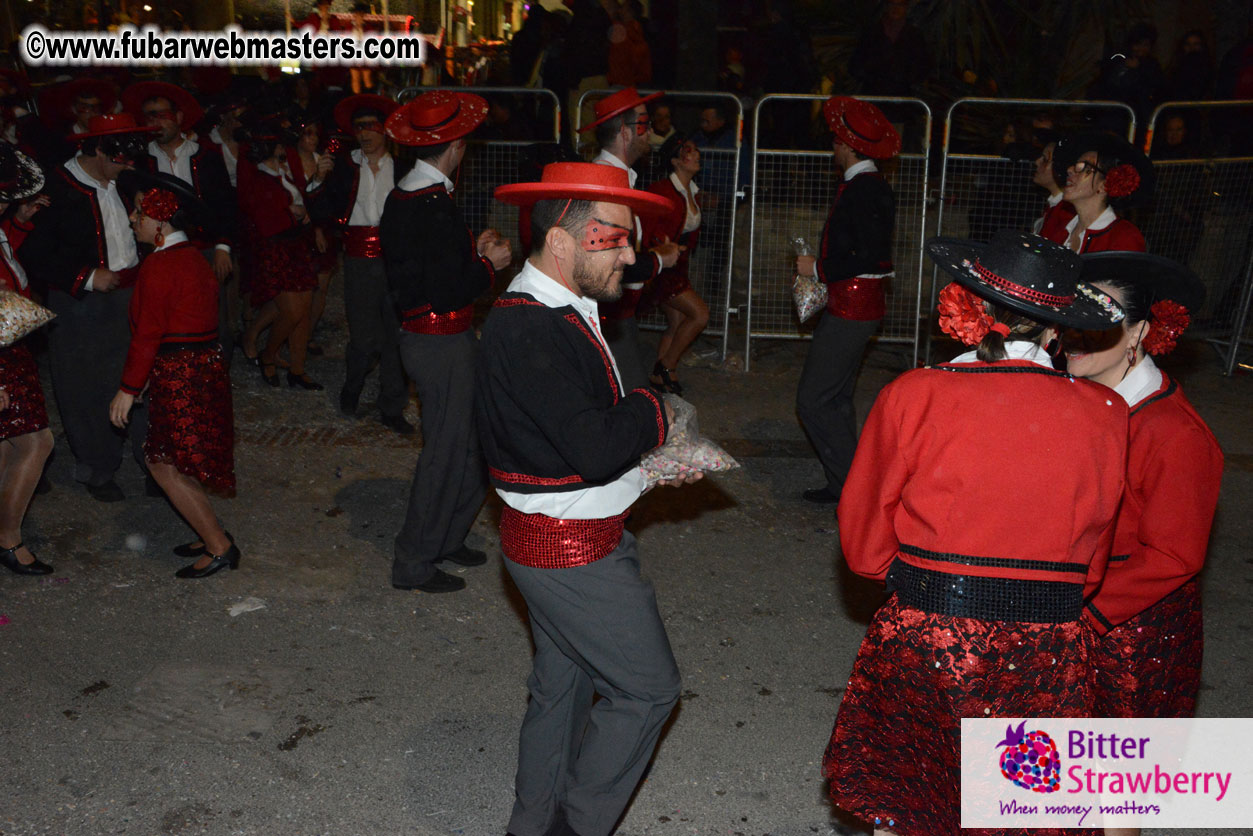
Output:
[37, 77, 118, 128]
[823, 96, 901, 159]
[121, 81, 205, 130]
[578, 86, 663, 133]
[333, 93, 399, 133]
[495, 162, 674, 218]
[385, 90, 487, 146]
[67, 113, 159, 142]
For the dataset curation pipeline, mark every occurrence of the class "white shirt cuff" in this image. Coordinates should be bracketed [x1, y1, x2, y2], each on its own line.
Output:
[85, 269, 96, 291]
[215, 244, 231, 254]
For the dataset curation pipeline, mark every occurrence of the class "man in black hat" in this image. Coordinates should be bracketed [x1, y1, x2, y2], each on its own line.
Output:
[19, 114, 155, 501]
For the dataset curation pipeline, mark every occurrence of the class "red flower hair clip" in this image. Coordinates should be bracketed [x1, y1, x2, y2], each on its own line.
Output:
[1142, 299, 1190, 355]
[1103, 164, 1140, 199]
[937, 282, 994, 345]
[139, 188, 179, 223]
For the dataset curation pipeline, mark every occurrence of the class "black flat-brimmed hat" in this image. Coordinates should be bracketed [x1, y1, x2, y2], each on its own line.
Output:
[0, 144, 44, 203]
[925, 230, 1125, 330]
[1080, 251, 1205, 314]
[117, 169, 213, 234]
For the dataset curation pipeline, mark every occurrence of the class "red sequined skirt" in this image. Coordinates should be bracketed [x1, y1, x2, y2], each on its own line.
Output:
[145, 345, 236, 497]
[822, 595, 1089, 836]
[1090, 578, 1202, 718]
[247, 235, 318, 308]
[0, 343, 48, 439]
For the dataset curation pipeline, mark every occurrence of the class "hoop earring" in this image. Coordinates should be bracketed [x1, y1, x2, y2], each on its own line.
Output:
[154, 230, 164, 249]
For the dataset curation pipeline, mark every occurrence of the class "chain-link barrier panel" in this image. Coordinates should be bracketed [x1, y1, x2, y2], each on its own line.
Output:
[925, 98, 1137, 364]
[395, 87, 562, 264]
[745, 95, 931, 371]
[1142, 101, 1253, 376]
[575, 90, 743, 357]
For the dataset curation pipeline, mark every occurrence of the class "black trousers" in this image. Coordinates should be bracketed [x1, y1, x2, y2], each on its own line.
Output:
[795, 311, 880, 495]
[601, 315, 648, 393]
[342, 255, 408, 418]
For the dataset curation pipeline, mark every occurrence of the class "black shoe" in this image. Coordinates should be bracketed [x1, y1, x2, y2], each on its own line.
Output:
[86, 480, 125, 503]
[145, 474, 165, 498]
[259, 363, 280, 388]
[379, 413, 415, 435]
[173, 530, 231, 558]
[339, 386, 362, 417]
[650, 361, 684, 395]
[392, 568, 466, 593]
[438, 545, 487, 566]
[0, 542, 53, 575]
[306, 341, 324, 357]
[287, 371, 325, 391]
[175, 544, 241, 579]
[802, 486, 841, 504]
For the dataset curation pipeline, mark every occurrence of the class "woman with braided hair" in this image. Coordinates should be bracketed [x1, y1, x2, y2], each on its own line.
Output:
[109, 172, 239, 579]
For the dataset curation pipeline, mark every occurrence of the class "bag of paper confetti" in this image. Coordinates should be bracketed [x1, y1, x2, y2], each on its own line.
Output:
[792, 273, 827, 322]
[639, 394, 740, 486]
[0, 289, 54, 348]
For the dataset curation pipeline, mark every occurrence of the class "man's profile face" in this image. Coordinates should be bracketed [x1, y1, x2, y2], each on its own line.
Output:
[73, 94, 103, 128]
[572, 201, 636, 302]
[142, 96, 183, 144]
[699, 107, 724, 135]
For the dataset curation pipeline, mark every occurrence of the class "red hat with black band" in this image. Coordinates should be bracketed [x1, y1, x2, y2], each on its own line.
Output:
[121, 80, 205, 131]
[578, 86, 663, 134]
[823, 96, 901, 159]
[67, 113, 159, 142]
[333, 93, 399, 134]
[37, 76, 118, 129]
[494, 162, 673, 219]
[385, 90, 487, 147]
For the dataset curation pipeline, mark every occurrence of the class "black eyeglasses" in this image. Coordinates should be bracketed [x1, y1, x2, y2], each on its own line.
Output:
[1072, 160, 1105, 176]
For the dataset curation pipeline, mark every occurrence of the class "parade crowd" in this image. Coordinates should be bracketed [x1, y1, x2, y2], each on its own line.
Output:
[0, 61, 1225, 836]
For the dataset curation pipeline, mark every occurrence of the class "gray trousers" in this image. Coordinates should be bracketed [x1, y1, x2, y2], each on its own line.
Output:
[201, 247, 235, 364]
[45, 287, 148, 485]
[392, 329, 485, 584]
[343, 255, 408, 418]
[505, 531, 681, 836]
[795, 311, 880, 495]
[601, 315, 648, 393]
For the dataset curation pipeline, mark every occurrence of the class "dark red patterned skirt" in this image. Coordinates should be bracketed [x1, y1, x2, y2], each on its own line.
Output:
[1090, 578, 1202, 718]
[247, 235, 318, 308]
[307, 224, 340, 276]
[145, 345, 236, 497]
[0, 343, 48, 439]
[822, 595, 1090, 836]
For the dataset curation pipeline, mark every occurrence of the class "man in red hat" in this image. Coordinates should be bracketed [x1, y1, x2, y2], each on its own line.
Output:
[19, 114, 157, 502]
[379, 91, 512, 593]
[486, 162, 698, 836]
[794, 96, 900, 506]
[581, 86, 681, 390]
[123, 81, 239, 359]
[310, 93, 412, 433]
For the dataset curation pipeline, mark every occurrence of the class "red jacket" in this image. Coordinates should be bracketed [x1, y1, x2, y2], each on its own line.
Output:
[120, 242, 220, 394]
[1040, 211, 1146, 253]
[0, 218, 33, 297]
[1084, 374, 1223, 633]
[838, 359, 1128, 619]
[643, 176, 699, 275]
[1037, 200, 1076, 241]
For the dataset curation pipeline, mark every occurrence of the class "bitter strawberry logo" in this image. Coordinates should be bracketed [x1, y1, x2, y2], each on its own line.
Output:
[996, 721, 1061, 793]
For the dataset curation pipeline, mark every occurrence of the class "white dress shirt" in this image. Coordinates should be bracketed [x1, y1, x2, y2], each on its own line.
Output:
[669, 172, 701, 234]
[495, 259, 648, 519]
[396, 157, 454, 193]
[150, 136, 229, 253]
[1113, 353, 1163, 408]
[348, 149, 393, 227]
[65, 155, 139, 289]
[208, 126, 238, 187]
[257, 161, 304, 207]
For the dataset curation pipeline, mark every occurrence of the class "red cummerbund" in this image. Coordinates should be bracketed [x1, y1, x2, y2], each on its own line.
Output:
[343, 225, 382, 259]
[500, 506, 628, 569]
[400, 303, 473, 335]
[826, 274, 887, 321]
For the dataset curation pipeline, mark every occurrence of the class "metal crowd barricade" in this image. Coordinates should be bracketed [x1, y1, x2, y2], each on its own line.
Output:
[575, 89, 744, 360]
[745, 94, 931, 371]
[395, 86, 563, 253]
[926, 98, 1136, 364]
[1142, 100, 1253, 376]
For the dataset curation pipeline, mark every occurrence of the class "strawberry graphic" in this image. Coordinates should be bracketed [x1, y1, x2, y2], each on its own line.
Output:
[996, 721, 1061, 793]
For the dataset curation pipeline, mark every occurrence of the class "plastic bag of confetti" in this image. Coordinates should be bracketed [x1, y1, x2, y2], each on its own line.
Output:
[792, 274, 827, 322]
[0, 289, 54, 347]
[639, 394, 739, 486]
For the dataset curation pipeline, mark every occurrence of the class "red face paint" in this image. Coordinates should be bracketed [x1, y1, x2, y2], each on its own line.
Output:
[581, 218, 633, 252]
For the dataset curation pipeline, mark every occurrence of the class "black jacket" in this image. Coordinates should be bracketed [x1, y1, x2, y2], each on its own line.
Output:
[817, 171, 896, 283]
[137, 139, 237, 249]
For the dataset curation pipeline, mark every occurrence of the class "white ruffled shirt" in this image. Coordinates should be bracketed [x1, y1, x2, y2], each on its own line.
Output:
[494, 259, 647, 519]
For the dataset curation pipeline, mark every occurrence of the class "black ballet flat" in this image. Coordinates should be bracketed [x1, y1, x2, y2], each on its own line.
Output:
[287, 372, 325, 391]
[0, 542, 53, 576]
[259, 363, 280, 387]
[172, 530, 232, 558]
[175, 544, 241, 579]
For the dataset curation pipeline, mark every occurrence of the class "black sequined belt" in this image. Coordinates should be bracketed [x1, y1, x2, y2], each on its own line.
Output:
[885, 558, 1084, 623]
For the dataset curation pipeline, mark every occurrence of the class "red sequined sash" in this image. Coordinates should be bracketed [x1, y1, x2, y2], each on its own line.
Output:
[500, 507, 628, 569]
[400, 303, 473, 335]
[343, 225, 383, 258]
